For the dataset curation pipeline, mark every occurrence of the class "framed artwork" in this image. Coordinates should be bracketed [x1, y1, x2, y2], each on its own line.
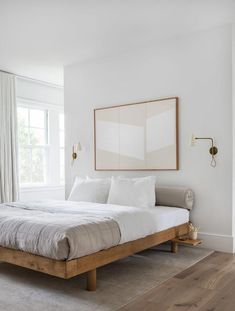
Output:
[94, 97, 178, 170]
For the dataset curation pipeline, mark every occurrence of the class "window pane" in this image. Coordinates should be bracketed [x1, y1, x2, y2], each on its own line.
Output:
[60, 131, 64, 148]
[30, 109, 45, 128]
[60, 147, 65, 185]
[30, 128, 46, 145]
[59, 113, 64, 130]
[18, 107, 29, 126]
[60, 166, 65, 184]
[19, 148, 31, 184]
[60, 148, 64, 165]
[18, 126, 29, 145]
[31, 148, 46, 183]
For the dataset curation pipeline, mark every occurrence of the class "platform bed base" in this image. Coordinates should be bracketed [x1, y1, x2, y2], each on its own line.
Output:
[0, 223, 188, 291]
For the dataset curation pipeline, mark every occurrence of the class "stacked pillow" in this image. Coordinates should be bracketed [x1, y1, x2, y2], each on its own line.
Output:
[68, 177, 111, 204]
[107, 176, 156, 208]
[68, 176, 156, 208]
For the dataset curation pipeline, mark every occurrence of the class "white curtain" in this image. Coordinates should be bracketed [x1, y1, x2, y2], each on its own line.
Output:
[0, 72, 19, 203]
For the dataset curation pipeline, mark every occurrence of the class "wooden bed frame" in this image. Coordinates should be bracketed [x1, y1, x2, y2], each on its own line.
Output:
[0, 223, 188, 291]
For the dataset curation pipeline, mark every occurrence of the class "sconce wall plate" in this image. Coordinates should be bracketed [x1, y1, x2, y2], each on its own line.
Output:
[209, 146, 218, 156]
[72, 152, 77, 160]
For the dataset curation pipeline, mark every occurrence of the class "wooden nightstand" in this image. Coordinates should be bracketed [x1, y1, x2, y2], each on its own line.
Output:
[171, 236, 202, 253]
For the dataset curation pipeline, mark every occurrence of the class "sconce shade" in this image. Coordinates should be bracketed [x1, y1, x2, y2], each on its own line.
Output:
[190, 135, 196, 147]
[77, 142, 82, 151]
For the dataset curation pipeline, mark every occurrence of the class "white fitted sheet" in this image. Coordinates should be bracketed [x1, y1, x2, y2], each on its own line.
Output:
[148, 206, 189, 233]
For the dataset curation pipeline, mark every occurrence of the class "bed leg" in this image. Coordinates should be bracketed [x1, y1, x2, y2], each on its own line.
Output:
[87, 269, 96, 291]
[171, 241, 178, 253]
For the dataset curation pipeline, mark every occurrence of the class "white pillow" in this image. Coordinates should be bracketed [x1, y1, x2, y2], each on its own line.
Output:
[68, 177, 111, 203]
[107, 176, 156, 208]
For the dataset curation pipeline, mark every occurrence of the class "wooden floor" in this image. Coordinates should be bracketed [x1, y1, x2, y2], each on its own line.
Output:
[118, 251, 235, 311]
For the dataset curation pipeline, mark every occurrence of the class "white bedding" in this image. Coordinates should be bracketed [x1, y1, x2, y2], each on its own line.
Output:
[50, 201, 188, 244]
[148, 206, 189, 233]
[0, 201, 189, 259]
[6, 201, 189, 244]
[103, 204, 189, 243]
[62, 202, 189, 244]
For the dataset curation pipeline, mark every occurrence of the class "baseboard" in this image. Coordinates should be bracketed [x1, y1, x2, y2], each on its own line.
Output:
[198, 232, 234, 253]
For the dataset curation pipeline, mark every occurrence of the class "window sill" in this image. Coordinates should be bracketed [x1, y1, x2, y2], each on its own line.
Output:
[20, 185, 65, 193]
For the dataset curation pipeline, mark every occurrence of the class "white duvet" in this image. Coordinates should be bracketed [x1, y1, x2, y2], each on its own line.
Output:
[79, 202, 159, 244]
[0, 200, 189, 259]
[11, 200, 159, 244]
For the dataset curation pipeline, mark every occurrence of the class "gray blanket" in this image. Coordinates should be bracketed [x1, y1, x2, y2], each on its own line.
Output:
[0, 201, 121, 260]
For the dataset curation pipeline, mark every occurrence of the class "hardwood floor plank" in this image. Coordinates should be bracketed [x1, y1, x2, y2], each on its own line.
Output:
[175, 252, 232, 280]
[150, 283, 215, 310]
[200, 261, 235, 291]
[118, 252, 235, 311]
[198, 277, 235, 311]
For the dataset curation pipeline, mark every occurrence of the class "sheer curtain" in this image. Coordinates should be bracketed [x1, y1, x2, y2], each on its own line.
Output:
[0, 72, 19, 203]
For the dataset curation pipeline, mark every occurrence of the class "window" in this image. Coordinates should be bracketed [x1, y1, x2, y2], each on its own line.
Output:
[59, 113, 65, 184]
[18, 107, 48, 186]
[17, 104, 64, 188]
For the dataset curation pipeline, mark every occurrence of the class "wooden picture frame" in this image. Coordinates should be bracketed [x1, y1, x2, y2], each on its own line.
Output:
[94, 97, 179, 171]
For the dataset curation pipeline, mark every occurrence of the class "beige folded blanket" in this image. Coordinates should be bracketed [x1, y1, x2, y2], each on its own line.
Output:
[0, 201, 121, 260]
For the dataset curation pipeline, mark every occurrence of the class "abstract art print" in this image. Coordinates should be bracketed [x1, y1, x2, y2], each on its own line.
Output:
[94, 97, 178, 170]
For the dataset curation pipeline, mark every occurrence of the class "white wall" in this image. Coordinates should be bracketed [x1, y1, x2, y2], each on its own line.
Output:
[16, 77, 64, 107]
[233, 24, 235, 248]
[16, 77, 65, 201]
[65, 25, 233, 252]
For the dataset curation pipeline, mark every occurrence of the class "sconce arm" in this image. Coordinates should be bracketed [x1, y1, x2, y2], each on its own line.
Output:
[195, 137, 214, 146]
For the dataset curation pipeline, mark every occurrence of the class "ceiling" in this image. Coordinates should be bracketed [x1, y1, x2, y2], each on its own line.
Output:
[0, 0, 234, 86]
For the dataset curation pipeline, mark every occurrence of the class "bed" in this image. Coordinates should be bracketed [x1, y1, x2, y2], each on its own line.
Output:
[0, 187, 193, 291]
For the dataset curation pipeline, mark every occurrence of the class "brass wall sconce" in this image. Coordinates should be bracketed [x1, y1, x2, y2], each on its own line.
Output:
[190, 135, 218, 167]
[72, 142, 82, 165]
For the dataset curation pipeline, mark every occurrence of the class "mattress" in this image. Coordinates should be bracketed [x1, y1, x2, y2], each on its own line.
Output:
[0, 201, 189, 260]
[149, 206, 189, 233]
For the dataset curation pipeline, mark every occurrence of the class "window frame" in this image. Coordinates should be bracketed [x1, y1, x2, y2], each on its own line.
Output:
[17, 99, 64, 190]
[59, 113, 65, 185]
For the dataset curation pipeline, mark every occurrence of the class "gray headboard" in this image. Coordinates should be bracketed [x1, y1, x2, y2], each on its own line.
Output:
[155, 187, 194, 210]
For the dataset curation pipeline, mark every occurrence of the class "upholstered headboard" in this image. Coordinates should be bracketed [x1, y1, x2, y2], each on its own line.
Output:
[155, 187, 194, 210]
